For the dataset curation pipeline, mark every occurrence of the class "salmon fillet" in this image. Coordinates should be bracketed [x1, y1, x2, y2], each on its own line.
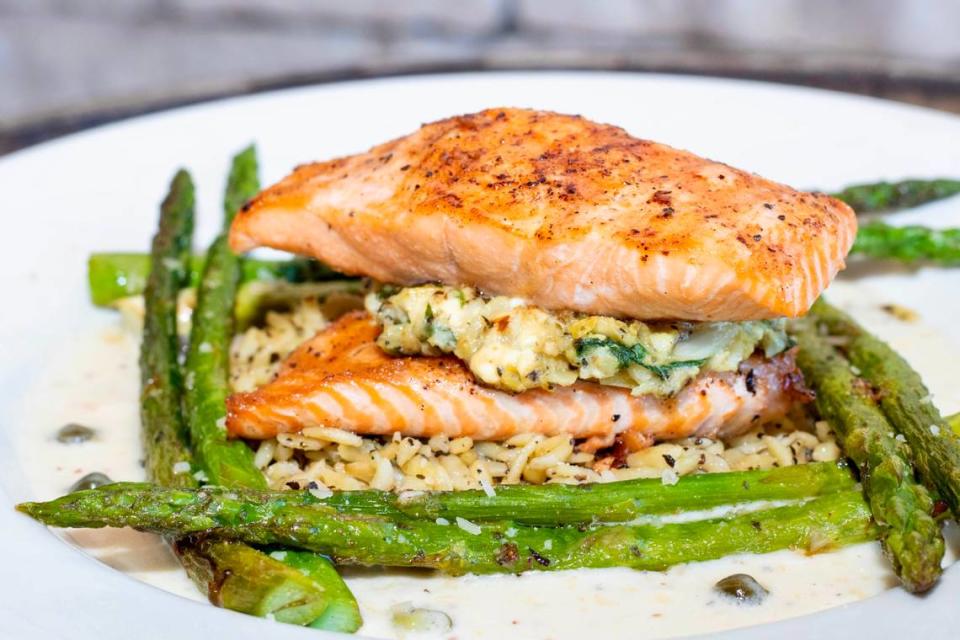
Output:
[226, 312, 810, 451]
[230, 108, 856, 321]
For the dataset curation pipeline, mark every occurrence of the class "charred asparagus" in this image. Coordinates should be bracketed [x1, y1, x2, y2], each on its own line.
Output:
[831, 178, 960, 213]
[18, 484, 876, 576]
[792, 318, 944, 592]
[852, 221, 960, 265]
[810, 300, 960, 518]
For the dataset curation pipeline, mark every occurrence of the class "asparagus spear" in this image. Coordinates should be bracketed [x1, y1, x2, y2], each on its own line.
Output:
[810, 300, 960, 518]
[184, 146, 361, 632]
[18, 484, 876, 576]
[851, 221, 960, 264]
[222, 145, 259, 218]
[184, 146, 268, 490]
[278, 551, 363, 632]
[140, 170, 196, 488]
[831, 178, 960, 213]
[88, 252, 343, 307]
[175, 539, 328, 625]
[325, 462, 856, 524]
[140, 168, 333, 625]
[792, 319, 944, 592]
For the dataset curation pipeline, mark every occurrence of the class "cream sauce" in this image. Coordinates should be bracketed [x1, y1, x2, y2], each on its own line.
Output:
[13, 283, 960, 639]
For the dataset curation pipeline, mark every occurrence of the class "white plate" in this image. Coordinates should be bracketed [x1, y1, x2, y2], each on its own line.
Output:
[2, 71, 960, 639]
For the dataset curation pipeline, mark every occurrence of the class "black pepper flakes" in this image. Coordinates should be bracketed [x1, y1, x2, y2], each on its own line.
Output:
[651, 190, 672, 205]
[528, 549, 551, 567]
[745, 369, 756, 395]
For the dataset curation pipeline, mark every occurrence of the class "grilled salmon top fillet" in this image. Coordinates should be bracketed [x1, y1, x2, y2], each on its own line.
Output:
[226, 312, 810, 451]
[230, 108, 856, 321]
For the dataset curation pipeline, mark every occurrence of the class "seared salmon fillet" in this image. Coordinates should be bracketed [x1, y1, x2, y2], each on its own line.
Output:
[229, 108, 856, 321]
[226, 312, 810, 451]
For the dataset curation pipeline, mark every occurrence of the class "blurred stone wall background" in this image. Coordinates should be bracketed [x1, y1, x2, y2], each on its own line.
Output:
[2, 0, 959, 150]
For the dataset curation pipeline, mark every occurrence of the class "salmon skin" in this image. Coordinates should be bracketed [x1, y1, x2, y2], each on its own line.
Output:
[226, 312, 811, 451]
[230, 108, 856, 321]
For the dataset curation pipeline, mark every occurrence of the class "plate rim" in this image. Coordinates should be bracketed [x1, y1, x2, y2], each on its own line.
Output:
[7, 67, 960, 171]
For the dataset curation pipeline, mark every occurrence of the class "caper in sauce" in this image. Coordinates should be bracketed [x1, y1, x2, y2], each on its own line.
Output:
[56, 423, 96, 444]
[714, 573, 769, 604]
[70, 472, 113, 493]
